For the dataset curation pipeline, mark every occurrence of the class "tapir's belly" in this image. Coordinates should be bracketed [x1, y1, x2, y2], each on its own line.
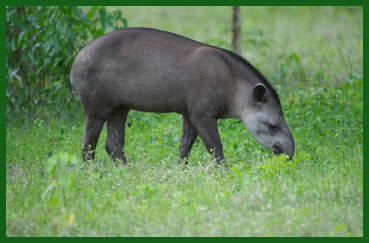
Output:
[79, 57, 190, 114]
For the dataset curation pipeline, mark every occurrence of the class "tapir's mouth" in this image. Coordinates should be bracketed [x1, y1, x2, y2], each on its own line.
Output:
[271, 144, 293, 160]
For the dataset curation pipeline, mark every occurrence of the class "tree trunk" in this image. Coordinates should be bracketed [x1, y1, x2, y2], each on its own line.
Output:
[232, 6, 242, 55]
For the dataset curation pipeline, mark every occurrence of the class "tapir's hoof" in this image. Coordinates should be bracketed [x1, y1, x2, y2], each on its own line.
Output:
[82, 153, 94, 161]
[178, 158, 189, 165]
[113, 159, 127, 167]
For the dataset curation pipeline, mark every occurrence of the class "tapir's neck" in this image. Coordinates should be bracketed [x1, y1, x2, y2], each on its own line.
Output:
[214, 48, 270, 120]
[225, 78, 254, 119]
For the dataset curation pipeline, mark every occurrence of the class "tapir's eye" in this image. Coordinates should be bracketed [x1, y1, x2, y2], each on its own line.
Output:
[269, 124, 279, 132]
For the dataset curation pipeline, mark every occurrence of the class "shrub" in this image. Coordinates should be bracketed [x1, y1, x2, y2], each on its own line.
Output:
[6, 6, 128, 120]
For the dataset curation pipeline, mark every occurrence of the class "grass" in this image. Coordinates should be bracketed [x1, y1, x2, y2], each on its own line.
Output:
[6, 7, 363, 236]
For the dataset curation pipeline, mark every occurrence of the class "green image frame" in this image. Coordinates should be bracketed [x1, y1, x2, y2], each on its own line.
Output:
[1, 0, 366, 240]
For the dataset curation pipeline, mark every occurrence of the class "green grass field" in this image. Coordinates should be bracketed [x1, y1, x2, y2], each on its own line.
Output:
[6, 7, 363, 236]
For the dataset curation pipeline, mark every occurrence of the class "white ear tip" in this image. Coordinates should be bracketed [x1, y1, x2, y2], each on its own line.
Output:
[254, 83, 265, 88]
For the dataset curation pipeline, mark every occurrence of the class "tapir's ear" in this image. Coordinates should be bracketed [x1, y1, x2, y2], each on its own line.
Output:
[252, 83, 266, 102]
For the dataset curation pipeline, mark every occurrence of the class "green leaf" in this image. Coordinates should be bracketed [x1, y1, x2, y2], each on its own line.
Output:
[6, 6, 128, 115]
[86, 6, 98, 19]
[46, 157, 57, 177]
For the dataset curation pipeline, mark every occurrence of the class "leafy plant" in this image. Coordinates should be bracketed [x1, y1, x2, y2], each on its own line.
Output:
[6, 6, 128, 119]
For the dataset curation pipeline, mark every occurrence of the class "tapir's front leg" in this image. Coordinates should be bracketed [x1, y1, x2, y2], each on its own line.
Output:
[189, 116, 224, 164]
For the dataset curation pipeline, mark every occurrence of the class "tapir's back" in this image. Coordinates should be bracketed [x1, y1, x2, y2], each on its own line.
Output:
[71, 28, 226, 115]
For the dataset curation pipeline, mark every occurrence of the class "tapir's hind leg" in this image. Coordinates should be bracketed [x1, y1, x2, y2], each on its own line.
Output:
[105, 108, 129, 165]
[179, 115, 198, 163]
[82, 115, 105, 161]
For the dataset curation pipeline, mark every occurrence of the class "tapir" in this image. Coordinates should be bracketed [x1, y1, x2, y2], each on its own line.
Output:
[70, 27, 295, 164]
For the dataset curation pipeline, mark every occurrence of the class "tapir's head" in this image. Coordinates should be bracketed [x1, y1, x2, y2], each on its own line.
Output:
[237, 82, 295, 159]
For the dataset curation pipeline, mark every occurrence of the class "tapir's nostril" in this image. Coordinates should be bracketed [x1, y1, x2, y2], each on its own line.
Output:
[272, 144, 282, 155]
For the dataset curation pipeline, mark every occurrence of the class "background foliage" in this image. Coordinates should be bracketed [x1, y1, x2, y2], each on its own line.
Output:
[6, 6, 127, 119]
[6, 6, 363, 236]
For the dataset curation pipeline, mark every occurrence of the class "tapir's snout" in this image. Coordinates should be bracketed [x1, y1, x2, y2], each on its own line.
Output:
[271, 131, 295, 159]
